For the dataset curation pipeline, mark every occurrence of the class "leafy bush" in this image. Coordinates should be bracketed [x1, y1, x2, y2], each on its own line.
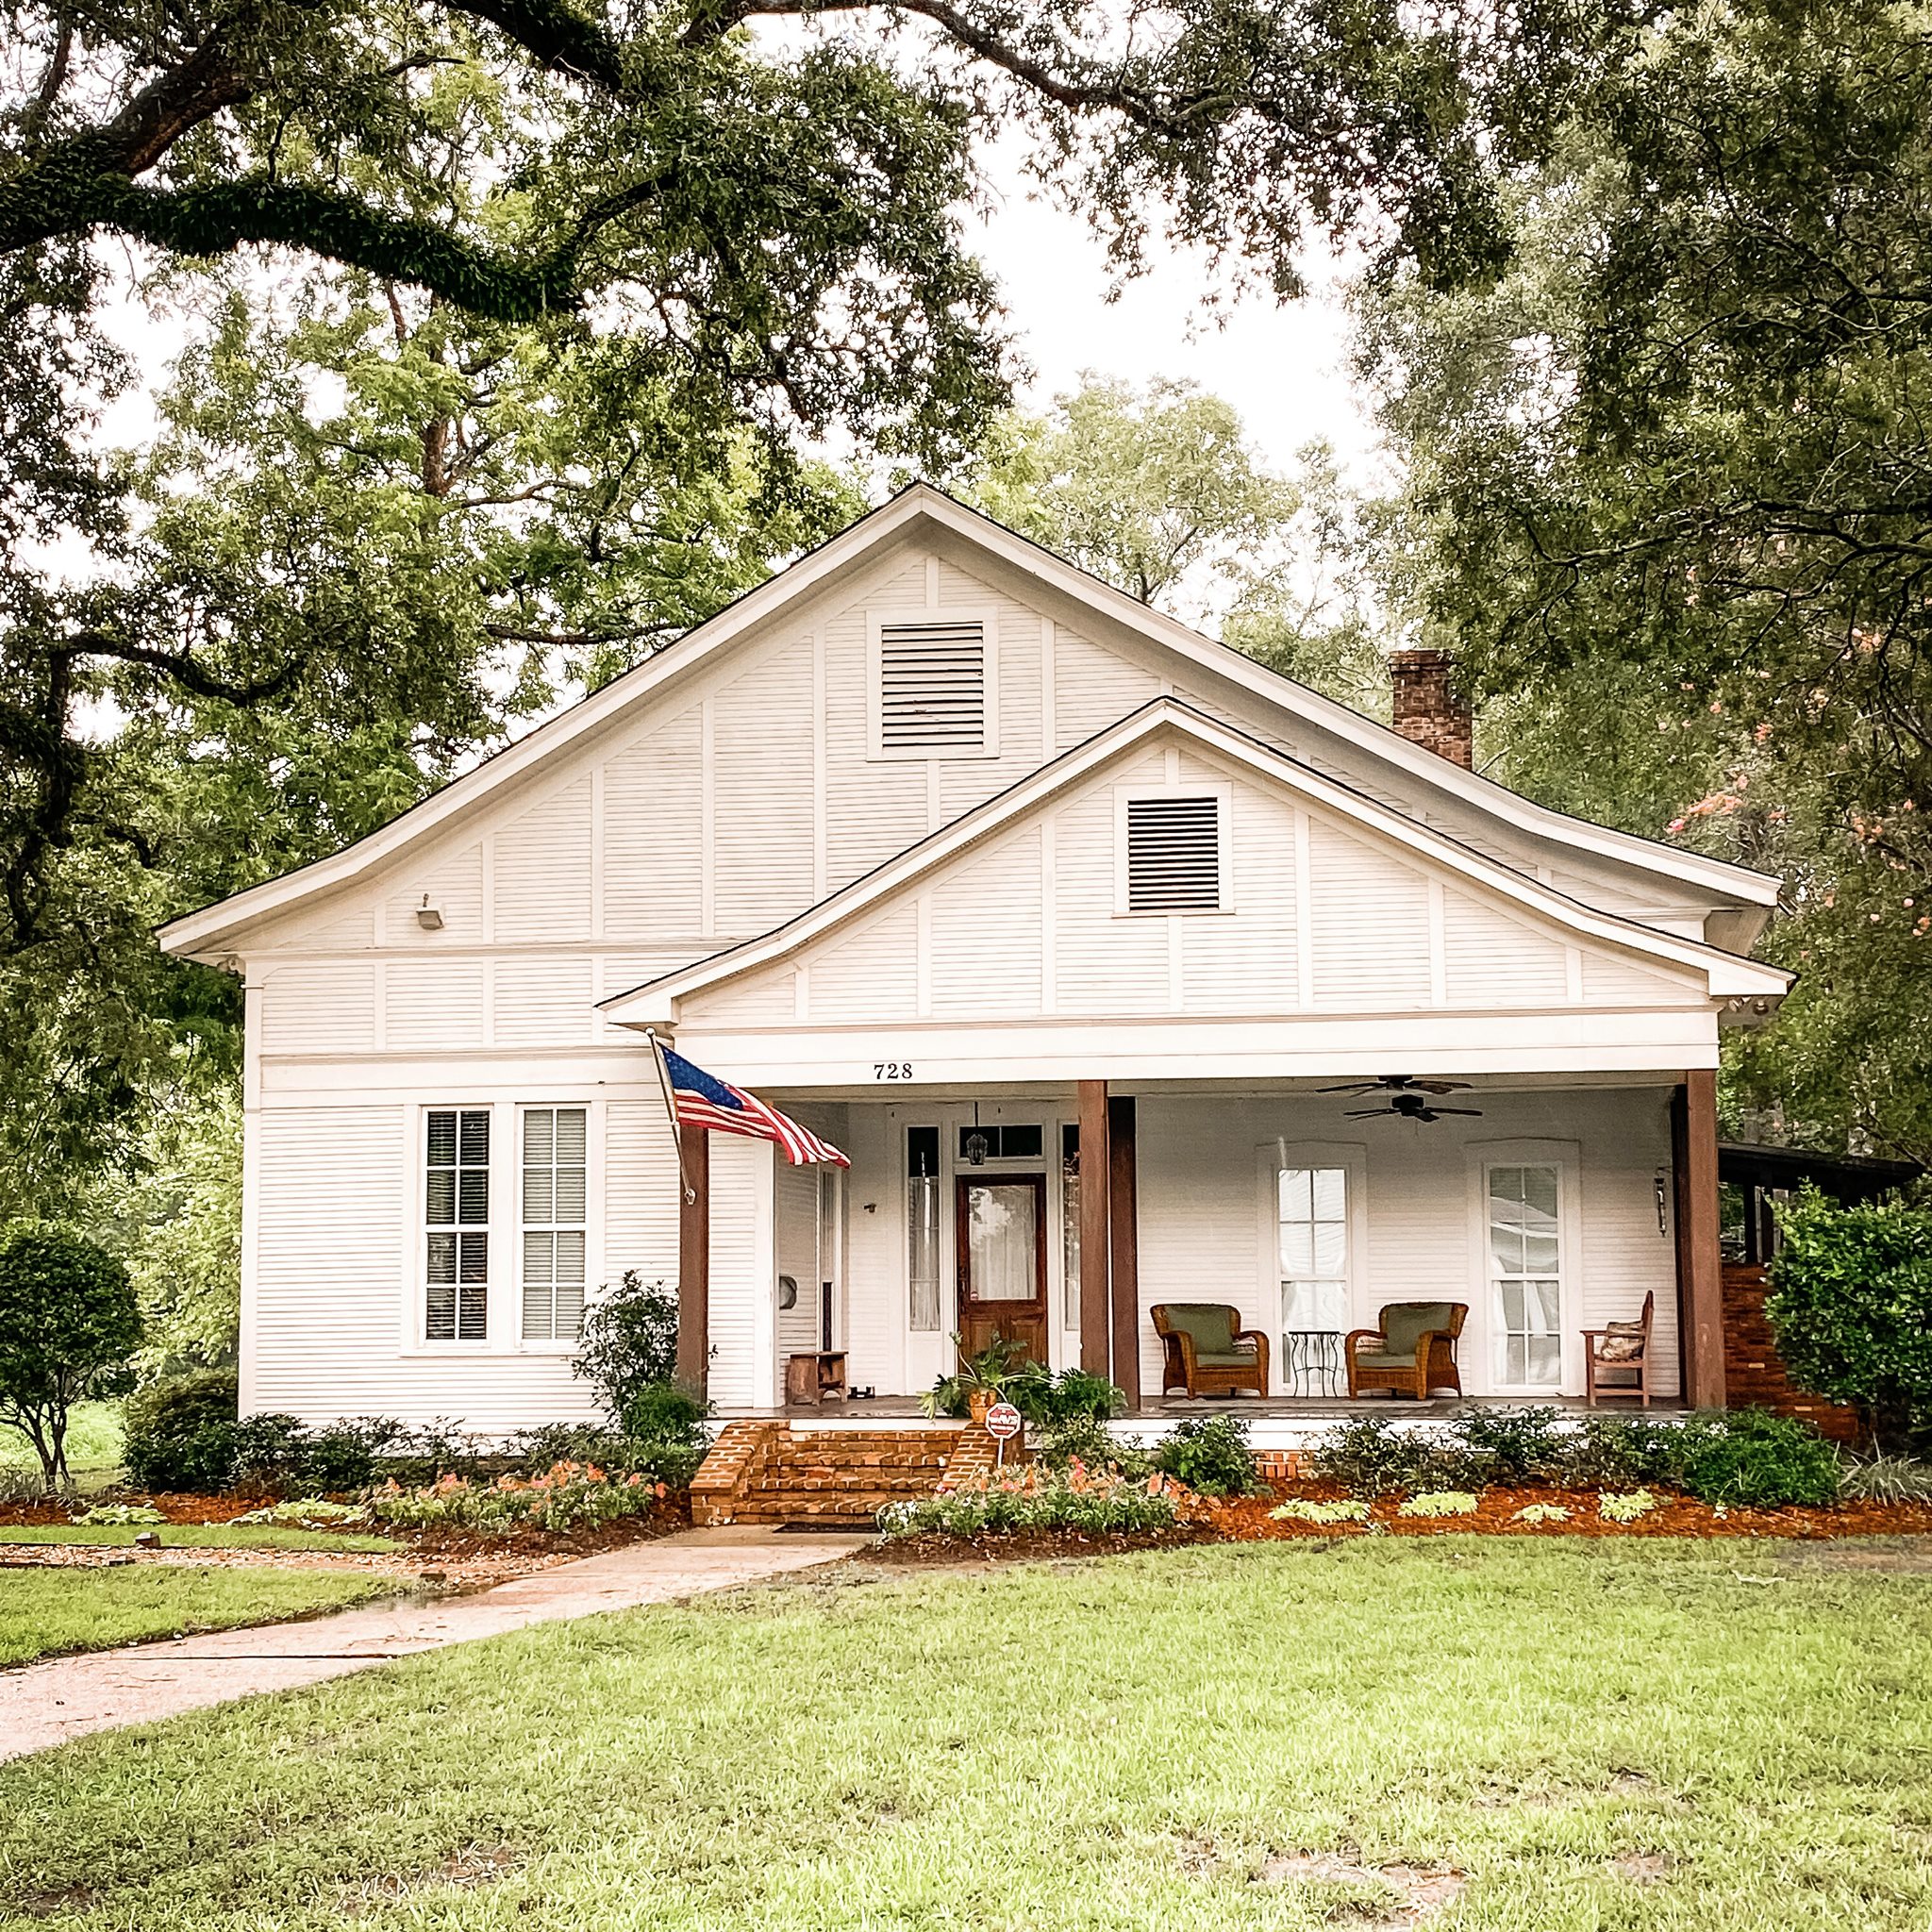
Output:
[1599, 1490, 1658, 1523]
[1010, 1367, 1126, 1425]
[1837, 1451, 1932, 1502]
[1450, 1407, 1565, 1484]
[0, 1224, 142, 1491]
[228, 1413, 313, 1490]
[1670, 1408, 1840, 1508]
[1306, 1415, 1453, 1495]
[123, 1370, 240, 1491]
[512, 1422, 632, 1474]
[623, 1380, 708, 1442]
[877, 1465, 1181, 1539]
[1151, 1415, 1257, 1496]
[1768, 1190, 1932, 1444]
[1268, 1498, 1370, 1524]
[367, 1461, 666, 1535]
[1034, 1413, 1152, 1481]
[1397, 1490, 1480, 1518]
[372, 1418, 494, 1486]
[574, 1272, 679, 1422]
[1559, 1413, 1677, 1491]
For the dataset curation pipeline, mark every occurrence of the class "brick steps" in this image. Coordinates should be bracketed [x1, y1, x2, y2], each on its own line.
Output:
[692, 1423, 968, 1526]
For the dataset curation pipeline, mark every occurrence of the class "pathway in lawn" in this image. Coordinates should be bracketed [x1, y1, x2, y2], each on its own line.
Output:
[0, 1526, 865, 1762]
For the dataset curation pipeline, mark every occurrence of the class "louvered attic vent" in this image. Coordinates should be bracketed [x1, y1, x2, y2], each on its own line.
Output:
[878, 619, 986, 753]
[1126, 795, 1222, 912]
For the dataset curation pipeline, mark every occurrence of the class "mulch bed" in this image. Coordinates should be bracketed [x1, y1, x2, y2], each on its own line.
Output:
[1195, 1484, 1932, 1541]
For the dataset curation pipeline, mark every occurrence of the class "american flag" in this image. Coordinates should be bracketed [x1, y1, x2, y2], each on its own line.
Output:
[657, 1044, 850, 1168]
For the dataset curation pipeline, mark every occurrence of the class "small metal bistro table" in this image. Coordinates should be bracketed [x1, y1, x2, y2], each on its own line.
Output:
[1281, 1330, 1346, 1399]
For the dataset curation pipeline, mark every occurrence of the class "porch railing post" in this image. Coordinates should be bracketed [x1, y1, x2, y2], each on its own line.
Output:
[1077, 1079, 1111, 1377]
[1107, 1093, 1141, 1408]
[677, 1126, 710, 1393]
[1672, 1072, 1725, 1408]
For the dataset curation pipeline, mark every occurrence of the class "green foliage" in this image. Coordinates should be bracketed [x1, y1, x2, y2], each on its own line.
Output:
[1450, 1406, 1567, 1485]
[1671, 1410, 1841, 1509]
[1836, 1452, 1932, 1503]
[1305, 1414, 1452, 1495]
[1033, 1414, 1153, 1482]
[876, 1471, 1180, 1540]
[122, 1371, 239, 1493]
[1008, 1366, 1127, 1426]
[1397, 1491, 1480, 1518]
[75, 1503, 165, 1525]
[1598, 1491, 1658, 1524]
[1150, 1415, 1258, 1497]
[575, 1274, 680, 1424]
[1269, 1497, 1371, 1524]
[367, 1463, 665, 1535]
[1560, 1413, 1679, 1491]
[922, 1333, 1029, 1417]
[0, 1224, 142, 1491]
[1768, 1190, 1932, 1442]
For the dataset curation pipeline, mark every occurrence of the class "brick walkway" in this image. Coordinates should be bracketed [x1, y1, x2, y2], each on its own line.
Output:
[0, 1526, 866, 1763]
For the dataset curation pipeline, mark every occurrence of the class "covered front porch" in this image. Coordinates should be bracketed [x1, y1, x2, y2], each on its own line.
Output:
[672, 1068, 1727, 1422]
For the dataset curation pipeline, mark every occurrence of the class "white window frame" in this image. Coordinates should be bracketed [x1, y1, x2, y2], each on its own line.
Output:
[866, 607, 1000, 761]
[1114, 779, 1233, 915]
[419, 1103, 492, 1349]
[518, 1105, 590, 1348]
[1464, 1138, 1583, 1396]
[1256, 1141, 1368, 1359]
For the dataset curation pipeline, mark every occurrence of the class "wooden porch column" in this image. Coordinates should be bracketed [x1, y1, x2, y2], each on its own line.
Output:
[1108, 1094, 1141, 1408]
[1672, 1072, 1725, 1409]
[1077, 1079, 1111, 1376]
[676, 1127, 710, 1392]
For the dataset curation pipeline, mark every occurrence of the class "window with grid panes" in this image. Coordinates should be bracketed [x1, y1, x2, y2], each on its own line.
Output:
[522, 1108, 587, 1341]
[425, 1109, 489, 1341]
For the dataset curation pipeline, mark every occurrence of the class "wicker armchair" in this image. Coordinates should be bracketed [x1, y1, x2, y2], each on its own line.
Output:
[1345, 1302, 1467, 1400]
[1152, 1304, 1271, 1398]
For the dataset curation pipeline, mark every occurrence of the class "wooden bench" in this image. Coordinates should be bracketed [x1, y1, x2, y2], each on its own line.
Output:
[785, 1350, 848, 1407]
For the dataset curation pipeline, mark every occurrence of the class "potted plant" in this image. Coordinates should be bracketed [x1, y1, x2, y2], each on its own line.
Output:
[924, 1334, 1025, 1424]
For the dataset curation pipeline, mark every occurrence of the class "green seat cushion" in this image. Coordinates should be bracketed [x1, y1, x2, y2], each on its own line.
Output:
[1376, 1303, 1457, 1356]
[1352, 1350, 1417, 1369]
[1194, 1347, 1257, 1367]
[1158, 1304, 1239, 1353]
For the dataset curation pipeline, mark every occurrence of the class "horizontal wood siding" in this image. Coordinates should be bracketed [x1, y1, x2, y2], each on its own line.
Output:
[604, 708, 705, 941]
[1307, 817, 1433, 1008]
[387, 959, 486, 1052]
[706, 1133, 771, 1409]
[258, 964, 376, 1054]
[931, 828, 1042, 1018]
[715, 643, 815, 934]
[1442, 889, 1569, 1005]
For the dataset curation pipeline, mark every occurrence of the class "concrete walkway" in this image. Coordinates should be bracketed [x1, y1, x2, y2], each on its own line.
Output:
[0, 1526, 866, 1763]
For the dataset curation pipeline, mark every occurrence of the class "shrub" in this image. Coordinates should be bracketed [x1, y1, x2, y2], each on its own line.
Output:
[1397, 1491, 1480, 1518]
[1768, 1191, 1932, 1446]
[302, 1420, 399, 1493]
[367, 1461, 665, 1535]
[1268, 1498, 1370, 1524]
[123, 1370, 239, 1491]
[1670, 1408, 1840, 1508]
[512, 1422, 632, 1474]
[1599, 1490, 1657, 1523]
[622, 1380, 708, 1443]
[1450, 1407, 1565, 1484]
[1011, 1368, 1126, 1426]
[0, 1224, 142, 1492]
[575, 1273, 679, 1422]
[877, 1465, 1180, 1539]
[1034, 1413, 1152, 1481]
[1151, 1415, 1257, 1496]
[228, 1413, 312, 1491]
[1306, 1415, 1454, 1495]
[372, 1418, 494, 1487]
[1559, 1413, 1677, 1491]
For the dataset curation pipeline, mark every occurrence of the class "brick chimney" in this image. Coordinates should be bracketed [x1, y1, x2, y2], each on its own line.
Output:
[1388, 648, 1474, 769]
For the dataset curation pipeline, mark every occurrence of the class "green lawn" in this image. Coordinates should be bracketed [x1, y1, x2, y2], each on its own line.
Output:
[0, 1401, 124, 1491]
[4, 1541, 1931, 1927]
[0, 1524, 400, 1552]
[0, 1565, 400, 1668]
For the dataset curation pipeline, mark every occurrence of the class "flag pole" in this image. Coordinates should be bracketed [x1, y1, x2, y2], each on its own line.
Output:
[644, 1028, 697, 1205]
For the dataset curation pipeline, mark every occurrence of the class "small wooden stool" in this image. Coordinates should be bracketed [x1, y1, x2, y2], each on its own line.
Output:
[785, 1350, 848, 1407]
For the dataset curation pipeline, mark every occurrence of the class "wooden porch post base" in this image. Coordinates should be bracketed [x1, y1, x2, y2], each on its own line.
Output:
[1673, 1072, 1725, 1409]
[677, 1127, 709, 1392]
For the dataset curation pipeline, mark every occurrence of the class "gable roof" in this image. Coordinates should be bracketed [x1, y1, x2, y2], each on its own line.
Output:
[158, 483, 1779, 960]
[598, 699, 1792, 1027]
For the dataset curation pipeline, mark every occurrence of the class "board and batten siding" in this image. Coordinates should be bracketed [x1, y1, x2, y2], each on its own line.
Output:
[676, 731, 1714, 1030]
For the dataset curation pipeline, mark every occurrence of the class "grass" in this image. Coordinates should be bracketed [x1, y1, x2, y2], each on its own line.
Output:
[0, 1565, 399, 1668]
[3, 1540, 1931, 1927]
[0, 1524, 401, 1553]
[0, 1400, 124, 1492]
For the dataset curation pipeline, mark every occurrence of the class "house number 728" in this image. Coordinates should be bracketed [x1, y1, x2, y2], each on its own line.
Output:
[873, 1061, 913, 1081]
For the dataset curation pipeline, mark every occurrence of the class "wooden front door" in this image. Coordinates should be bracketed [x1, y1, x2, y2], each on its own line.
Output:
[956, 1174, 1049, 1364]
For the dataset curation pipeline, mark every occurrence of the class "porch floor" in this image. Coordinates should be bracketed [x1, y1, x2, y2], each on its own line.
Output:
[722, 1393, 1684, 1427]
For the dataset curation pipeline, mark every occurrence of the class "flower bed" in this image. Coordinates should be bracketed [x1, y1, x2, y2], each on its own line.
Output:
[879, 1459, 1185, 1539]
[366, 1461, 668, 1536]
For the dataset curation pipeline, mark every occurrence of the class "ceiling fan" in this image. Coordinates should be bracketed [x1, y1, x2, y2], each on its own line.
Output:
[1320, 1074, 1474, 1097]
[1344, 1091, 1485, 1124]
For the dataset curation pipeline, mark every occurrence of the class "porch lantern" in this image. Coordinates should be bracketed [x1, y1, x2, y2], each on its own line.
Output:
[964, 1104, 989, 1167]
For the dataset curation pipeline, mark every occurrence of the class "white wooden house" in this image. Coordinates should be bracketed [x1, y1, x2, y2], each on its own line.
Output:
[159, 487, 1790, 1428]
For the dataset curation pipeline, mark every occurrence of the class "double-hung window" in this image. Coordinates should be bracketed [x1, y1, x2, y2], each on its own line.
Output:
[1278, 1165, 1349, 1336]
[522, 1108, 588, 1342]
[425, 1108, 489, 1341]
[1488, 1163, 1563, 1387]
